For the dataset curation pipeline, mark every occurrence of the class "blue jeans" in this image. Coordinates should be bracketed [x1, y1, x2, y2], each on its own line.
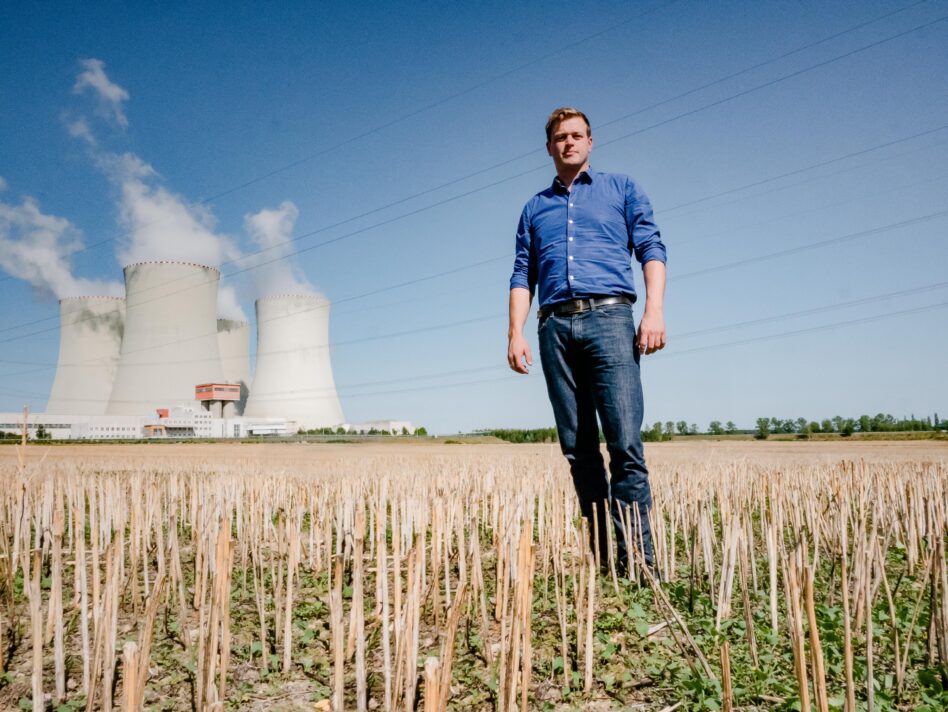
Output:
[538, 301, 654, 570]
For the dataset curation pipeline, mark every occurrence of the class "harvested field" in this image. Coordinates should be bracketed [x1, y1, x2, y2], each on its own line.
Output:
[0, 440, 946, 711]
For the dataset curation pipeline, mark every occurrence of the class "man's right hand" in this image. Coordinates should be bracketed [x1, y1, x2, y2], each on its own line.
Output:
[507, 332, 533, 374]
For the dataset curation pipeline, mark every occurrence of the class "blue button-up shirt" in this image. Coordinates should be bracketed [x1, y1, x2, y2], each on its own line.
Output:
[509, 169, 667, 309]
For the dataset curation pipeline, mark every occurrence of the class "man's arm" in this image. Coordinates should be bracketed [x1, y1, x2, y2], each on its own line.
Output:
[637, 260, 666, 355]
[507, 287, 533, 374]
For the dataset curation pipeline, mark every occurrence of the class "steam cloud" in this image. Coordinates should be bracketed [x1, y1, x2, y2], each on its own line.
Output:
[73, 59, 129, 128]
[243, 201, 318, 297]
[0, 196, 122, 298]
[70, 60, 248, 320]
[4, 59, 321, 321]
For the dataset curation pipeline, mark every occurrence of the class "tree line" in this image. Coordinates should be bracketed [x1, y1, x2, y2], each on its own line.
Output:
[752, 413, 943, 439]
[480, 413, 945, 444]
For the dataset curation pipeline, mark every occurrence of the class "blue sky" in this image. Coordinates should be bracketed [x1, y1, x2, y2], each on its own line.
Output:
[1, 0, 946, 433]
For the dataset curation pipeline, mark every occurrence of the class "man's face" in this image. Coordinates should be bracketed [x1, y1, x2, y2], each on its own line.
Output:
[547, 116, 592, 173]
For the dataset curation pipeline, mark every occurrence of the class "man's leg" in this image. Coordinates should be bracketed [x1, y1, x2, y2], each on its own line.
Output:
[582, 304, 655, 572]
[538, 314, 610, 559]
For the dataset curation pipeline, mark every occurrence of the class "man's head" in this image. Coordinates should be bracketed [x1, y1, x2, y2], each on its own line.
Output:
[545, 107, 592, 176]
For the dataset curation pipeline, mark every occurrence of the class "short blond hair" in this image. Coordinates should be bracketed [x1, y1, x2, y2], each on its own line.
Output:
[545, 107, 591, 143]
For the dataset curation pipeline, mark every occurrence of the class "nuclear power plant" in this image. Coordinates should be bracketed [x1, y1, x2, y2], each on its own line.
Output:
[0, 259, 414, 440]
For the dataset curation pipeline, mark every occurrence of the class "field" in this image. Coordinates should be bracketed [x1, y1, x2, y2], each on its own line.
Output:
[1, 440, 946, 711]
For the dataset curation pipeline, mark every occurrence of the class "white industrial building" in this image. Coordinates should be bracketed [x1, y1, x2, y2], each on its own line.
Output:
[0, 406, 288, 441]
[107, 261, 226, 416]
[216, 318, 251, 414]
[244, 294, 344, 430]
[45, 296, 125, 415]
[3, 256, 413, 441]
[342, 420, 417, 435]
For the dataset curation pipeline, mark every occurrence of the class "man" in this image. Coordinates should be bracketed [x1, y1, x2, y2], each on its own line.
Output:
[507, 107, 667, 576]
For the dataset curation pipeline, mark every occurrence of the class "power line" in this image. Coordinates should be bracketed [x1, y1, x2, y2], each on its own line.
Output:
[6, 297, 944, 407]
[4, 3, 938, 299]
[673, 209, 948, 282]
[659, 125, 948, 215]
[0, 0, 685, 281]
[2, 9, 943, 338]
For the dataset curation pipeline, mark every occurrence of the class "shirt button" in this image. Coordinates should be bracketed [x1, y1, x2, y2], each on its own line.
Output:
[569, 275, 575, 280]
[569, 203, 574, 207]
[568, 237, 573, 241]
[568, 219, 573, 224]
[568, 255, 573, 261]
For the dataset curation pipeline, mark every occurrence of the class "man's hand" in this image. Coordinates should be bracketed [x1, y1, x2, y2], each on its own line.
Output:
[638, 260, 666, 355]
[637, 309, 666, 355]
[507, 332, 533, 374]
[507, 287, 533, 373]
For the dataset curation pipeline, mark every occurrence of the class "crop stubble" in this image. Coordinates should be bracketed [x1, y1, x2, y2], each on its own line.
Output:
[0, 440, 946, 711]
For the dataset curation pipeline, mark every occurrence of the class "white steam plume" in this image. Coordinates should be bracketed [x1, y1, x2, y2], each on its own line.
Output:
[95, 151, 248, 319]
[0, 195, 122, 298]
[243, 201, 318, 296]
[73, 59, 129, 128]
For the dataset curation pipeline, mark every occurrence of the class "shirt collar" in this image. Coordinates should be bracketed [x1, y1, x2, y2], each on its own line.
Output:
[552, 168, 594, 192]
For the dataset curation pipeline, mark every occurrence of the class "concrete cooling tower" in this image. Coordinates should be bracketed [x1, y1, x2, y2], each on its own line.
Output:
[46, 296, 125, 415]
[244, 294, 344, 430]
[106, 261, 225, 415]
[217, 318, 251, 415]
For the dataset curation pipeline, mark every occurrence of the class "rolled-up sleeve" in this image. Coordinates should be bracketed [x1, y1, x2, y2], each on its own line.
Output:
[509, 203, 537, 295]
[625, 177, 667, 266]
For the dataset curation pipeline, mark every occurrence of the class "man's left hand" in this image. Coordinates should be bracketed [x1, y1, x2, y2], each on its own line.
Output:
[637, 309, 666, 355]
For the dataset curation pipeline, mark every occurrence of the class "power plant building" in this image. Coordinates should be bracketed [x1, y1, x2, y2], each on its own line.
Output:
[106, 261, 225, 415]
[217, 318, 251, 414]
[45, 296, 125, 415]
[24, 259, 361, 438]
[244, 294, 344, 430]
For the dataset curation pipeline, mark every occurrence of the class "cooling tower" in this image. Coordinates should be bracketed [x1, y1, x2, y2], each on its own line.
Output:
[217, 318, 251, 415]
[45, 296, 125, 415]
[106, 261, 225, 415]
[244, 294, 344, 430]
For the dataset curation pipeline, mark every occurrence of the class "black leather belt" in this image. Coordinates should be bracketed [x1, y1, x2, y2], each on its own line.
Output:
[539, 295, 632, 319]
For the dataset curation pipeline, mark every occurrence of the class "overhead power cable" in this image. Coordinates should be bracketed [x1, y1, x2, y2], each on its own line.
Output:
[2, 112, 944, 345]
[2, 8, 943, 339]
[3, 285, 947, 405]
[0, 0, 685, 280]
[11, 0, 915, 276]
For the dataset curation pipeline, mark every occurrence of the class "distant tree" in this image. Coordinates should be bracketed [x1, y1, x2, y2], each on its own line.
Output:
[416, 426, 428, 436]
[795, 417, 808, 434]
[808, 422, 820, 434]
[664, 421, 675, 437]
[770, 417, 780, 433]
[832, 415, 844, 433]
[859, 415, 872, 433]
[725, 421, 737, 434]
[755, 418, 770, 440]
[841, 419, 855, 437]
[336, 427, 346, 435]
[676, 421, 689, 435]
[401, 426, 409, 436]
[643, 422, 665, 442]
[689, 423, 698, 435]
[35, 424, 50, 440]
[708, 421, 724, 435]
[821, 419, 834, 433]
